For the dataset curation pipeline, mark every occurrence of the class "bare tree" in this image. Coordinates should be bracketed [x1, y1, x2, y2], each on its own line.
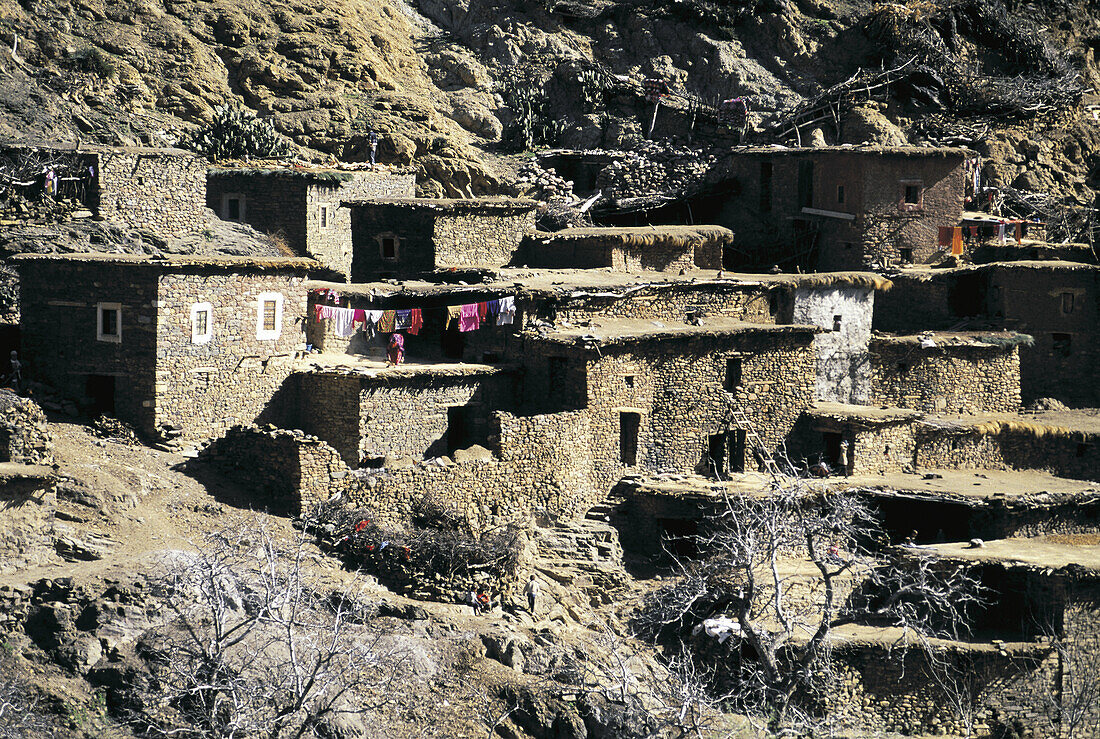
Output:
[633, 483, 984, 734]
[133, 517, 401, 739]
[1036, 606, 1100, 739]
[0, 676, 57, 739]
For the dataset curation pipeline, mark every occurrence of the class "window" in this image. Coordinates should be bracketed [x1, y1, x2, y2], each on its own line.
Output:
[759, 161, 772, 213]
[190, 302, 213, 344]
[832, 314, 842, 332]
[1052, 333, 1072, 357]
[1061, 292, 1075, 314]
[96, 302, 121, 343]
[624, 375, 635, 388]
[222, 194, 245, 222]
[899, 180, 923, 211]
[379, 234, 399, 261]
[319, 204, 332, 229]
[256, 292, 284, 340]
[619, 412, 640, 465]
[725, 357, 742, 391]
[836, 184, 845, 204]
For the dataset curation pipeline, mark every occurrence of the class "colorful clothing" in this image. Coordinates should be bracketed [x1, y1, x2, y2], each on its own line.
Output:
[409, 308, 423, 336]
[388, 333, 405, 364]
[497, 296, 515, 326]
[459, 304, 480, 332]
[377, 310, 396, 333]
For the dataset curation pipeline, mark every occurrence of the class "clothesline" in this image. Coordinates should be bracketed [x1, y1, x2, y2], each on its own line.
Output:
[311, 291, 516, 339]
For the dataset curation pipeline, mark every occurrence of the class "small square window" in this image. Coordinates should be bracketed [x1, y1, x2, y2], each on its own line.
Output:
[836, 184, 845, 204]
[624, 375, 635, 388]
[1061, 292, 1074, 314]
[900, 181, 923, 211]
[380, 236, 398, 261]
[191, 302, 213, 344]
[319, 205, 331, 229]
[256, 292, 283, 340]
[96, 302, 121, 343]
[904, 185, 922, 204]
[223, 194, 245, 222]
[832, 315, 842, 332]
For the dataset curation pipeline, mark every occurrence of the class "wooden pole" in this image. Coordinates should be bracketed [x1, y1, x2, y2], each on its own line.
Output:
[648, 99, 660, 139]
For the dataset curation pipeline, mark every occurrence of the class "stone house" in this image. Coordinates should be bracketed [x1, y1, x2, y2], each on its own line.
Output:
[345, 197, 538, 281]
[524, 225, 729, 271]
[521, 319, 819, 487]
[1, 142, 206, 237]
[711, 146, 971, 271]
[14, 253, 314, 441]
[875, 261, 1100, 405]
[206, 167, 416, 277]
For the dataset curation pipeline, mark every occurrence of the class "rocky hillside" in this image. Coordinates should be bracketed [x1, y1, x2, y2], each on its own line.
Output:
[5, 0, 1100, 210]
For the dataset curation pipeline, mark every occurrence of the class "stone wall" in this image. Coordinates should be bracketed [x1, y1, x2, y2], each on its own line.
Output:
[155, 269, 309, 440]
[791, 286, 874, 404]
[295, 367, 519, 465]
[201, 426, 348, 515]
[870, 340, 1021, 414]
[18, 259, 160, 432]
[913, 424, 1100, 481]
[0, 390, 53, 465]
[538, 282, 776, 326]
[572, 330, 816, 488]
[96, 149, 205, 237]
[850, 421, 917, 475]
[525, 237, 697, 273]
[349, 200, 536, 280]
[206, 174, 310, 252]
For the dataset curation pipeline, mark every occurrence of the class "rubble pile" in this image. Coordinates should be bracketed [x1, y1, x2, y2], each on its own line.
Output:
[90, 416, 141, 446]
[594, 141, 717, 201]
[512, 159, 576, 204]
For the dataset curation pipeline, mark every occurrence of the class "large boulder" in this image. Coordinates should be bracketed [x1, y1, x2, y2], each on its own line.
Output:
[841, 106, 908, 146]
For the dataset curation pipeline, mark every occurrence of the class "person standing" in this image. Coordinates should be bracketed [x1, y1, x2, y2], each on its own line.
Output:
[368, 130, 380, 166]
[387, 333, 404, 365]
[524, 575, 541, 614]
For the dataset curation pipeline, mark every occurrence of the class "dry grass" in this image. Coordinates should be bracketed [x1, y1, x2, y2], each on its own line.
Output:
[782, 272, 893, 292]
[968, 419, 1094, 441]
[1044, 533, 1100, 546]
[535, 225, 735, 250]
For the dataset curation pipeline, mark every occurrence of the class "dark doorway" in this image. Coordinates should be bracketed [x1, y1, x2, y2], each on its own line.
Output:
[441, 326, 465, 360]
[447, 406, 470, 454]
[948, 273, 987, 318]
[85, 375, 116, 416]
[798, 160, 814, 209]
[729, 430, 746, 473]
[620, 412, 640, 465]
[823, 431, 843, 471]
[659, 518, 699, 560]
[708, 433, 727, 477]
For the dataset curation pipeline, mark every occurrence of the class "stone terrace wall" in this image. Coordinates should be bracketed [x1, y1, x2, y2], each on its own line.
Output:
[870, 341, 1021, 414]
[18, 260, 159, 433]
[914, 425, 1100, 481]
[155, 270, 309, 440]
[433, 208, 536, 268]
[0, 390, 53, 465]
[97, 150, 205, 237]
[201, 426, 348, 515]
[828, 642, 1057, 736]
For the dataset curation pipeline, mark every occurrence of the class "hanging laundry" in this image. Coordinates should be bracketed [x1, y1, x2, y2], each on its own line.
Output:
[409, 308, 423, 336]
[446, 305, 462, 330]
[477, 302, 489, 321]
[377, 310, 396, 333]
[997, 222, 1007, 245]
[937, 227, 953, 248]
[951, 227, 964, 257]
[487, 299, 501, 317]
[395, 309, 413, 330]
[1015, 222, 1023, 244]
[332, 307, 357, 338]
[459, 304, 480, 332]
[317, 305, 339, 320]
[353, 309, 367, 326]
[314, 304, 326, 322]
[497, 296, 515, 326]
[367, 310, 383, 325]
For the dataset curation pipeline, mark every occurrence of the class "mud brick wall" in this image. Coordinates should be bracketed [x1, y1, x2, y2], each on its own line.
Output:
[345, 410, 598, 530]
[0, 390, 53, 465]
[201, 426, 349, 515]
[296, 368, 518, 465]
[432, 208, 536, 268]
[870, 341, 1021, 414]
[578, 331, 816, 488]
[860, 155, 967, 267]
[540, 283, 776, 325]
[155, 270, 308, 440]
[18, 260, 160, 432]
[525, 239, 696, 273]
[95, 150, 205, 237]
[914, 425, 1100, 481]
